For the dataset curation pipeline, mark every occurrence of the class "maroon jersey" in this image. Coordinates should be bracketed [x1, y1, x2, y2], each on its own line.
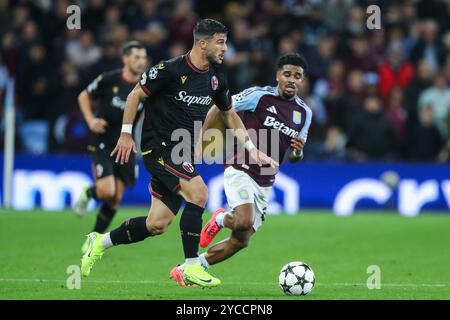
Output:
[226, 86, 312, 186]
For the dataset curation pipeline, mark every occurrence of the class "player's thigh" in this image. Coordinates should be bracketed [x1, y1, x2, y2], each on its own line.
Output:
[148, 175, 183, 216]
[142, 150, 204, 205]
[146, 195, 177, 234]
[114, 153, 138, 189]
[178, 175, 208, 204]
[223, 167, 256, 216]
[224, 166, 269, 232]
[92, 148, 115, 198]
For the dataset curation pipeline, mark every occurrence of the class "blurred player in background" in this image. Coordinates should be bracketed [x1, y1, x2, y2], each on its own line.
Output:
[196, 53, 312, 273]
[79, 19, 277, 288]
[74, 41, 147, 253]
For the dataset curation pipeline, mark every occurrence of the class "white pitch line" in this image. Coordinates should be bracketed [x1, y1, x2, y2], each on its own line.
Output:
[0, 278, 448, 288]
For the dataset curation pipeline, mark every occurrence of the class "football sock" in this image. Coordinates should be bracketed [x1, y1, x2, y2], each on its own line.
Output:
[93, 203, 116, 233]
[109, 217, 152, 246]
[180, 202, 204, 259]
[215, 211, 229, 228]
[86, 185, 98, 200]
[102, 232, 114, 249]
[185, 257, 200, 265]
[199, 253, 210, 269]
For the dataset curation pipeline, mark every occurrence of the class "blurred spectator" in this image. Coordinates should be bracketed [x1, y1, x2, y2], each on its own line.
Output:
[224, 18, 253, 92]
[418, 72, 450, 138]
[410, 20, 447, 73]
[66, 31, 101, 71]
[314, 59, 346, 103]
[307, 126, 347, 162]
[344, 36, 376, 73]
[169, 0, 197, 48]
[302, 4, 329, 47]
[404, 59, 434, 141]
[343, 6, 366, 38]
[408, 106, 445, 161]
[132, 0, 168, 63]
[16, 44, 57, 154]
[299, 77, 327, 139]
[0, 0, 11, 36]
[98, 4, 123, 43]
[322, 0, 353, 33]
[16, 44, 56, 120]
[378, 42, 415, 99]
[334, 69, 365, 132]
[83, 0, 106, 32]
[385, 86, 407, 152]
[347, 96, 396, 161]
[305, 35, 336, 82]
[91, 40, 122, 75]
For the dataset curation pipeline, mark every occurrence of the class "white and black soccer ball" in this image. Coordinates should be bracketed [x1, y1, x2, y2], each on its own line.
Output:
[279, 261, 315, 296]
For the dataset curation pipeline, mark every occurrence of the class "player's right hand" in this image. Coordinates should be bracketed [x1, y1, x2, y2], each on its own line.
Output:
[88, 118, 108, 134]
[110, 133, 137, 165]
[249, 148, 279, 168]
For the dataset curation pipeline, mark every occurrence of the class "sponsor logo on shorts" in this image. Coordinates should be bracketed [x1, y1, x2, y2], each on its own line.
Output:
[182, 161, 194, 173]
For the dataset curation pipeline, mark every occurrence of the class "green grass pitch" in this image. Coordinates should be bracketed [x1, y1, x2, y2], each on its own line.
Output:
[1, 208, 449, 300]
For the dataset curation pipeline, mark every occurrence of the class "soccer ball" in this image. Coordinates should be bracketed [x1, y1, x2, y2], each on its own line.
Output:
[279, 261, 315, 296]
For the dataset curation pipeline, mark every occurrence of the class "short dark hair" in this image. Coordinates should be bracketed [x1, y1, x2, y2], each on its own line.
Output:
[277, 53, 308, 73]
[193, 19, 227, 42]
[121, 41, 145, 55]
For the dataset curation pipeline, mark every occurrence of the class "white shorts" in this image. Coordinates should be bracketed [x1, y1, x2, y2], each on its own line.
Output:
[223, 166, 272, 231]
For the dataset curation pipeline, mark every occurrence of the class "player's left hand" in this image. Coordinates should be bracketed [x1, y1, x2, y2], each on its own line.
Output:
[110, 133, 137, 165]
[291, 137, 305, 153]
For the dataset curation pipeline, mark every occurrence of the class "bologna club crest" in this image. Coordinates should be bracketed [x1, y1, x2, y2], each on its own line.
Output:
[211, 76, 218, 91]
[182, 161, 194, 173]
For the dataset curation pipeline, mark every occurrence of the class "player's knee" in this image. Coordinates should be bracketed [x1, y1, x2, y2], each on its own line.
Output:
[110, 193, 123, 208]
[234, 218, 254, 233]
[96, 186, 115, 202]
[146, 218, 168, 236]
[187, 184, 208, 206]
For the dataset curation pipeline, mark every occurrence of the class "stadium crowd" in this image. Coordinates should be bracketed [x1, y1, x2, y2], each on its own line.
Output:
[0, 0, 449, 162]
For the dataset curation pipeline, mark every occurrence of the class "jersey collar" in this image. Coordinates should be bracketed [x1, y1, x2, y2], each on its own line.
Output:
[184, 51, 209, 73]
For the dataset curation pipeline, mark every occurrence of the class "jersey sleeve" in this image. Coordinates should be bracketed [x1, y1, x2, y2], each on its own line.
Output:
[298, 106, 313, 143]
[231, 87, 263, 112]
[139, 62, 171, 96]
[213, 73, 232, 111]
[86, 73, 107, 100]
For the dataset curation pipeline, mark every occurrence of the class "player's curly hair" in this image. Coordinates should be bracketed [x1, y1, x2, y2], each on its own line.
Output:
[193, 19, 228, 42]
[277, 53, 308, 73]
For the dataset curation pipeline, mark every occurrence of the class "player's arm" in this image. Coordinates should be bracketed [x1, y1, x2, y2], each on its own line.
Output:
[78, 77, 108, 134]
[110, 84, 147, 164]
[220, 108, 278, 168]
[289, 107, 312, 163]
[288, 137, 304, 163]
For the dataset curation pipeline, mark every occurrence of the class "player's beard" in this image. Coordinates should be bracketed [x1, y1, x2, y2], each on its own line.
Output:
[282, 86, 297, 100]
[206, 50, 221, 65]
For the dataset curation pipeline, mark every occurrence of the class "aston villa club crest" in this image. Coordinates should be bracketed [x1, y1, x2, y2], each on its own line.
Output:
[293, 110, 302, 124]
[182, 161, 194, 173]
[211, 75, 218, 91]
